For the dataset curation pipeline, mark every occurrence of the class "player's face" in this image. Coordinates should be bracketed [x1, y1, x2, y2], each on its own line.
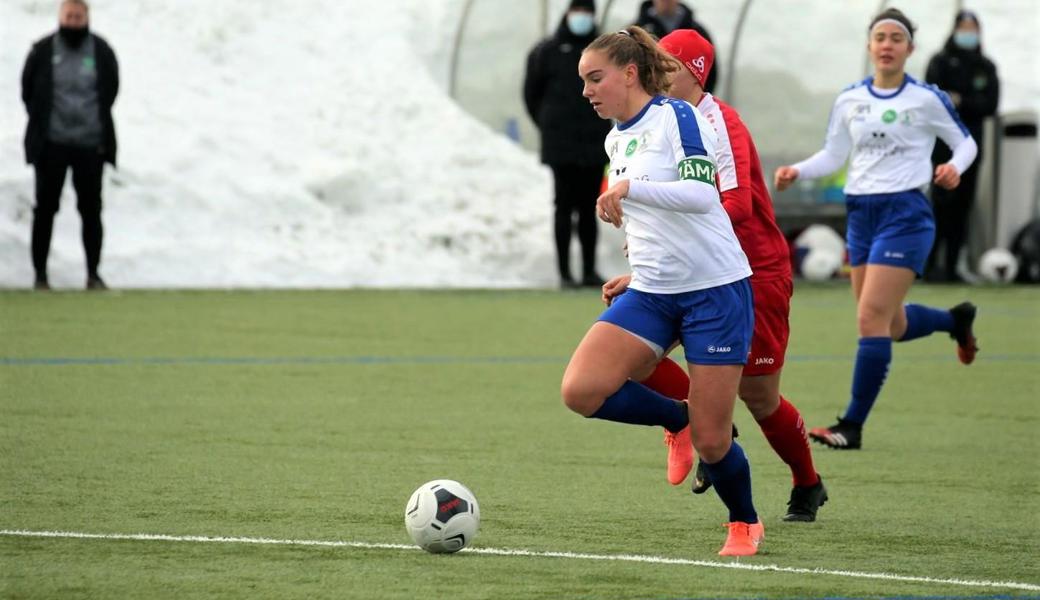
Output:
[668, 67, 697, 102]
[579, 50, 630, 121]
[59, 2, 89, 28]
[868, 22, 913, 77]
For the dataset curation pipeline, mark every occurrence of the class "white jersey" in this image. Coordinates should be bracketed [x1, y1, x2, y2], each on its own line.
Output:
[605, 96, 751, 293]
[796, 75, 975, 195]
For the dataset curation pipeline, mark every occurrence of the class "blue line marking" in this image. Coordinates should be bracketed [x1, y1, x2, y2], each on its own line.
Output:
[0, 355, 568, 367]
[1, 354, 1037, 367]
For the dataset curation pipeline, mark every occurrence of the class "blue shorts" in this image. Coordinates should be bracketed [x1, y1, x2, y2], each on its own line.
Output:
[846, 189, 935, 275]
[598, 279, 754, 365]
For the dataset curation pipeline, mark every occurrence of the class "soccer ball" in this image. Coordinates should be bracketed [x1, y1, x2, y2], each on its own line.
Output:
[801, 248, 842, 281]
[795, 224, 845, 257]
[977, 247, 1019, 284]
[404, 480, 480, 554]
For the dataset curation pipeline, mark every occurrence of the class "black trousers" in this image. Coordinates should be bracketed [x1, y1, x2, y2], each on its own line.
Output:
[927, 159, 980, 281]
[551, 164, 603, 280]
[32, 143, 105, 280]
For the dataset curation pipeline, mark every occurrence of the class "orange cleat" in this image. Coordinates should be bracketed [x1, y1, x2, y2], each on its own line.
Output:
[718, 520, 765, 557]
[664, 422, 694, 486]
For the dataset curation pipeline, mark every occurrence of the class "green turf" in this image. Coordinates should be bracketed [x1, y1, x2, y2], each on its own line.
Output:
[1, 285, 1038, 599]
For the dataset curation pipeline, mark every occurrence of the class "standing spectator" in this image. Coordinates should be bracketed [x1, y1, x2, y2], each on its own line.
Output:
[22, 0, 119, 290]
[633, 0, 718, 93]
[925, 10, 999, 282]
[524, 0, 611, 288]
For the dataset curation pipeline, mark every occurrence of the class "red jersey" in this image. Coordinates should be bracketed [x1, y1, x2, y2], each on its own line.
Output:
[697, 94, 791, 281]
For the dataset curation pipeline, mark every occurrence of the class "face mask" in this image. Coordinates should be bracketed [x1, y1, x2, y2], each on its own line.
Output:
[567, 12, 595, 36]
[59, 25, 89, 47]
[953, 31, 979, 50]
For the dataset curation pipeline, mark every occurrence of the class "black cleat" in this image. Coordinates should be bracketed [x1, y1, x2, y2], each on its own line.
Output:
[581, 272, 606, 288]
[691, 460, 712, 494]
[808, 418, 862, 449]
[949, 302, 978, 365]
[560, 274, 580, 290]
[34, 277, 50, 291]
[783, 476, 828, 522]
[690, 424, 738, 495]
[86, 276, 108, 291]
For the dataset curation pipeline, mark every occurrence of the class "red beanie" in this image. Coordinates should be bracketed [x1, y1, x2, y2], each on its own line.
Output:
[659, 29, 714, 88]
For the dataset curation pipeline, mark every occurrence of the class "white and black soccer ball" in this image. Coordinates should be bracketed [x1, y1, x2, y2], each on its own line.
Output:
[404, 479, 480, 554]
[977, 247, 1019, 284]
[795, 224, 846, 258]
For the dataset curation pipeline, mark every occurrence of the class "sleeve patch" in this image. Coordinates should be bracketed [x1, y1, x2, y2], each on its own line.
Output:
[678, 156, 716, 184]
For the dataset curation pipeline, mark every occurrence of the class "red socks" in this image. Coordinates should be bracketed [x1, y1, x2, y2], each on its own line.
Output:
[641, 360, 820, 489]
[639, 358, 689, 400]
[757, 396, 819, 488]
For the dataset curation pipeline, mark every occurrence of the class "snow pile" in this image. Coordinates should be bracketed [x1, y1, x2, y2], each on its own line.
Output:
[6, 0, 1030, 289]
[1, 0, 621, 288]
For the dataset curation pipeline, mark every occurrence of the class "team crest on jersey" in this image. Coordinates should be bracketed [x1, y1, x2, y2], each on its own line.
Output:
[677, 156, 715, 184]
[625, 139, 639, 156]
[880, 108, 913, 125]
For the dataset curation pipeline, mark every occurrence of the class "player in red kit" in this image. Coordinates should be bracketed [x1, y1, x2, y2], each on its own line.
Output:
[602, 29, 827, 521]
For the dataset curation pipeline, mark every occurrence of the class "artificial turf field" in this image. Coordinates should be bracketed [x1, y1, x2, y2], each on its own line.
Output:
[1, 284, 1038, 599]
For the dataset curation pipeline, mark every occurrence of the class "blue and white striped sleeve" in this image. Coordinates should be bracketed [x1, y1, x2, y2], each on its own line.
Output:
[626, 100, 720, 214]
[667, 97, 716, 161]
[925, 85, 978, 175]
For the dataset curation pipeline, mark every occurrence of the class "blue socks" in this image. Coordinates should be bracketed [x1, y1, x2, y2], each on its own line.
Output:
[702, 442, 757, 524]
[588, 380, 688, 433]
[842, 336, 892, 425]
[899, 304, 954, 342]
[592, 381, 756, 523]
[843, 304, 950, 425]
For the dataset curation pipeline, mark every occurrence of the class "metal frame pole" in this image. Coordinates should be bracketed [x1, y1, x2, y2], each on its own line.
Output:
[449, 0, 478, 99]
[599, 0, 616, 29]
[723, 0, 754, 105]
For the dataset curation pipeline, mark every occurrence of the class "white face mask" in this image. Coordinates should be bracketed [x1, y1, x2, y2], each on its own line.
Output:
[567, 12, 595, 36]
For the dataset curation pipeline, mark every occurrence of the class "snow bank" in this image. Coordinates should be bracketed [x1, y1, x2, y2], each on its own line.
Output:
[1, 0, 627, 289]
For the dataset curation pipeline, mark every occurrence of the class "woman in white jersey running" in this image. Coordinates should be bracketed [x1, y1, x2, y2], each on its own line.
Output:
[774, 8, 980, 450]
[601, 29, 827, 523]
[562, 26, 762, 556]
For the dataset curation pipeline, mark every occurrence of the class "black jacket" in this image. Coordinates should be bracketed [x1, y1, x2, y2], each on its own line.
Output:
[925, 37, 999, 143]
[523, 18, 611, 167]
[633, 0, 717, 93]
[22, 32, 120, 166]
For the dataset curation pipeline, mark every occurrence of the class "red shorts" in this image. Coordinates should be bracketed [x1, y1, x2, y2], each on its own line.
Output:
[743, 277, 793, 377]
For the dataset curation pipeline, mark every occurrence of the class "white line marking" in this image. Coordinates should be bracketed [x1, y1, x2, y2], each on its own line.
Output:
[2, 529, 1037, 592]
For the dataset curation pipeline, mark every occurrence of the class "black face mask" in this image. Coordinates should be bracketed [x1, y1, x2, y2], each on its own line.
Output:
[58, 25, 89, 48]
